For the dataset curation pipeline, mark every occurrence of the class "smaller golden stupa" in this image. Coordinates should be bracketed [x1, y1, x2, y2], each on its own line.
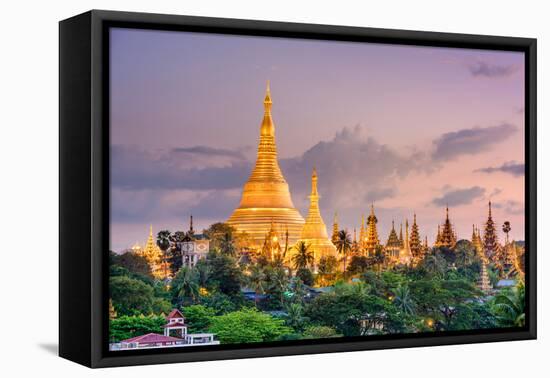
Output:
[297, 168, 337, 264]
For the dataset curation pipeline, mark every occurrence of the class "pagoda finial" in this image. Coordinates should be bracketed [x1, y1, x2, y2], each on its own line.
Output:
[189, 215, 194, 233]
[310, 167, 319, 197]
[264, 80, 272, 108]
[488, 201, 492, 217]
[260, 81, 275, 136]
[370, 203, 375, 216]
[446, 205, 449, 220]
[149, 224, 153, 237]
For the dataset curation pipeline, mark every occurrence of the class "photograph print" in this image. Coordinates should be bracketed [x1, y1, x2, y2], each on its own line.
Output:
[108, 27, 527, 351]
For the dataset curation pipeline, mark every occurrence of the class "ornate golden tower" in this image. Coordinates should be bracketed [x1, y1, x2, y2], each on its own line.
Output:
[298, 168, 337, 262]
[364, 204, 380, 255]
[435, 206, 457, 248]
[227, 82, 305, 247]
[385, 220, 401, 262]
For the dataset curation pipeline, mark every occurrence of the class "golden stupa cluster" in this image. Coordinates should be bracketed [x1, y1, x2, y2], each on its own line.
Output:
[226, 82, 429, 268]
[133, 83, 525, 287]
[225, 83, 525, 277]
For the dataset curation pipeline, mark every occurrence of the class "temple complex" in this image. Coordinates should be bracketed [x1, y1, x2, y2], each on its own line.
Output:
[297, 168, 337, 264]
[227, 82, 305, 247]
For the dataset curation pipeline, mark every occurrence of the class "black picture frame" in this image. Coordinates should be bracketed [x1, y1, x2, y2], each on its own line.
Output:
[59, 9, 537, 368]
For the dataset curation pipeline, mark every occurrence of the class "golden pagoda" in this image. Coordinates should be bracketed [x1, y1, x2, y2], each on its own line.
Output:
[364, 204, 380, 255]
[227, 82, 305, 247]
[261, 221, 284, 262]
[435, 206, 457, 248]
[137, 225, 168, 280]
[471, 224, 484, 257]
[297, 168, 337, 264]
[478, 259, 492, 294]
[409, 213, 423, 264]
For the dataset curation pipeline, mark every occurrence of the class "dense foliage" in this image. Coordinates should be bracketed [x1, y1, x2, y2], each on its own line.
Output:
[109, 229, 525, 345]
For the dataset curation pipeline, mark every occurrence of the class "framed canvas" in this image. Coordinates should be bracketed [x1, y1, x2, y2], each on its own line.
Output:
[59, 10, 537, 368]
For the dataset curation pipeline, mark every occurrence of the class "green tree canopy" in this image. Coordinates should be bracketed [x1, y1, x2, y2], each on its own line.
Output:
[109, 315, 166, 342]
[112, 251, 152, 278]
[182, 305, 216, 333]
[208, 308, 292, 344]
[110, 276, 155, 316]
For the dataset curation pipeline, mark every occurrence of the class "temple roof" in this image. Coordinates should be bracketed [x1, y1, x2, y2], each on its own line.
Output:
[166, 309, 184, 320]
[121, 333, 182, 344]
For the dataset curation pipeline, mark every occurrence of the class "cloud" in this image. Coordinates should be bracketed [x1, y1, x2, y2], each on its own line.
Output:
[475, 161, 524, 177]
[431, 123, 517, 161]
[171, 146, 247, 160]
[492, 200, 524, 215]
[281, 125, 427, 210]
[467, 61, 519, 78]
[111, 145, 251, 190]
[111, 126, 427, 229]
[365, 188, 397, 203]
[432, 186, 485, 207]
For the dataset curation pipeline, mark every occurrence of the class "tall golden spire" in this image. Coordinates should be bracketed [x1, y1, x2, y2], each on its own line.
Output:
[364, 204, 380, 255]
[298, 168, 336, 264]
[359, 214, 366, 249]
[228, 82, 305, 246]
[400, 218, 413, 265]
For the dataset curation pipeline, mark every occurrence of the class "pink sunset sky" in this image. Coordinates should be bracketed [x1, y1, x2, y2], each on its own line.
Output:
[109, 28, 525, 252]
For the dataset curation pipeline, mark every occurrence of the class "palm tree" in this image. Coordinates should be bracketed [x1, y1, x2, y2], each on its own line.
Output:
[220, 232, 236, 256]
[157, 230, 172, 280]
[285, 303, 305, 332]
[292, 241, 314, 271]
[317, 255, 338, 286]
[493, 282, 525, 327]
[335, 230, 352, 278]
[370, 246, 386, 274]
[172, 266, 199, 303]
[393, 285, 416, 315]
[195, 260, 212, 288]
[248, 265, 266, 307]
[423, 253, 447, 278]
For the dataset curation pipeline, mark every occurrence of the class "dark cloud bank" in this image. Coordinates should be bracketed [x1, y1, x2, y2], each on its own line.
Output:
[432, 186, 486, 207]
[475, 161, 524, 177]
[467, 61, 519, 78]
[432, 123, 517, 161]
[111, 121, 520, 224]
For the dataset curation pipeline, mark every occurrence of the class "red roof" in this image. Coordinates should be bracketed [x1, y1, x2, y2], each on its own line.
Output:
[121, 333, 182, 344]
[166, 309, 184, 320]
